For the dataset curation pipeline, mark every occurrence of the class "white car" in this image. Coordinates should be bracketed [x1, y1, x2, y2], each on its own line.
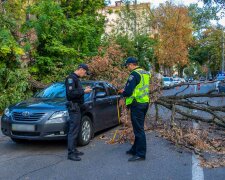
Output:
[163, 77, 174, 87]
[180, 78, 186, 83]
[173, 77, 181, 84]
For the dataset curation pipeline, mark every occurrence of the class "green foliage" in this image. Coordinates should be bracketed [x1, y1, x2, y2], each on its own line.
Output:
[189, 26, 223, 76]
[60, 0, 105, 17]
[24, 0, 105, 83]
[188, 3, 223, 76]
[0, 29, 24, 60]
[0, 0, 106, 111]
[183, 62, 201, 78]
[0, 24, 31, 110]
[188, 4, 219, 36]
[114, 34, 156, 71]
[0, 67, 32, 111]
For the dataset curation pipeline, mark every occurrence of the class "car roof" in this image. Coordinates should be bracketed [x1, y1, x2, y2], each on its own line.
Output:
[56, 80, 109, 86]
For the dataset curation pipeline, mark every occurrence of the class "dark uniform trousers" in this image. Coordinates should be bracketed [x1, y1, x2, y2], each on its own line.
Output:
[130, 103, 149, 158]
[67, 106, 81, 156]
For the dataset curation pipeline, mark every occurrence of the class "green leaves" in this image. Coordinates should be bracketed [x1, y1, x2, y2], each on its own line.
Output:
[0, 29, 24, 58]
[0, 0, 106, 111]
[22, 0, 105, 82]
[0, 67, 32, 110]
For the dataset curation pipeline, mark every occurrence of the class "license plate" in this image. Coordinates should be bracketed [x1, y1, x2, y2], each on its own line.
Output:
[12, 124, 35, 132]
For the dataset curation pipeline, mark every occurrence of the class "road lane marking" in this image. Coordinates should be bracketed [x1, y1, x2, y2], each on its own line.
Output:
[192, 122, 204, 180]
[192, 153, 204, 180]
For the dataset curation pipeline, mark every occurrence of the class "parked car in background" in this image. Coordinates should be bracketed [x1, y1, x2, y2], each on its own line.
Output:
[188, 77, 194, 83]
[180, 78, 186, 83]
[199, 76, 206, 82]
[216, 75, 225, 91]
[163, 77, 174, 87]
[173, 77, 181, 85]
[1, 81, 120, 146]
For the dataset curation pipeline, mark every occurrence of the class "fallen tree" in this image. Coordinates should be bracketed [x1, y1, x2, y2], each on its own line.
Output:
[104, 76, 225, 168]
[155, 82, 225, 127]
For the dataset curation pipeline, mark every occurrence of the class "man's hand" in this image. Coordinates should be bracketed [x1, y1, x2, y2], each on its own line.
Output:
[84, 86, 92, 93]
[118, 89, 124, 94]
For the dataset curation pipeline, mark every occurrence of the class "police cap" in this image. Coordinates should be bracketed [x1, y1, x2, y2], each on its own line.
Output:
[124, 57, 138, 66]
[78, 64, 90, 75]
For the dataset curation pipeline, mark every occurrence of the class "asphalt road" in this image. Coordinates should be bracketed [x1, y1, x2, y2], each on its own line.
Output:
[0, 81, 224, 180]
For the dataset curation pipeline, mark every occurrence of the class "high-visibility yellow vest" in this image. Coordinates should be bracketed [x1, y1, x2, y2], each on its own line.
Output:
[125, 68, 150, 106]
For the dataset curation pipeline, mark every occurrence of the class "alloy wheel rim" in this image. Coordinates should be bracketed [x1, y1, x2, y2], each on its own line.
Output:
[82, 120, 91, 142]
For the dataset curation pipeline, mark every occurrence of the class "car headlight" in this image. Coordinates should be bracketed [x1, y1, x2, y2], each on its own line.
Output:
[46, 111, 69, 124]
[4, 108, 10, 117]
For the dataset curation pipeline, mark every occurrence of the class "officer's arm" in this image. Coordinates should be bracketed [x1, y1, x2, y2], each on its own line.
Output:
[65, 76, 84, 99]
[122, 71, 141, 97]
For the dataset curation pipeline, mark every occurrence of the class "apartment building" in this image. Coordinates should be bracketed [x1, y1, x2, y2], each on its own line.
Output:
[101, 1, 152, 37]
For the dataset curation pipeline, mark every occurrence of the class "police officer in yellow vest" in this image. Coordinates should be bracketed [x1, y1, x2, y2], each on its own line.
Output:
[119, 57, 150, 162]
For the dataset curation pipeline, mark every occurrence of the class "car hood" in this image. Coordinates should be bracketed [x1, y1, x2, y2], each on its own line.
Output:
[13, 98, 67, 110]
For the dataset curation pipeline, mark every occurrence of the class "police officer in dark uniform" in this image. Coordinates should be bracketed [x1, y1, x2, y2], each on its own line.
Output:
[119, 57, 150, 162]
[65, 64, 92, 161]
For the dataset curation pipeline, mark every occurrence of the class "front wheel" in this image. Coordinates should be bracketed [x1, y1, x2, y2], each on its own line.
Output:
[78, 116, 93, 146]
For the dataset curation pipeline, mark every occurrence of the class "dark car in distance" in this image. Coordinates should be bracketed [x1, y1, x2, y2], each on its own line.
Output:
[199, 76, 206, 82]
[1, 81, 120, 146]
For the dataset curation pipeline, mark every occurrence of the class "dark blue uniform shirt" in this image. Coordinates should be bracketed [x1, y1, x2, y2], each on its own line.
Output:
[65, 73, 84, 105]
[123, 68, 141, 97]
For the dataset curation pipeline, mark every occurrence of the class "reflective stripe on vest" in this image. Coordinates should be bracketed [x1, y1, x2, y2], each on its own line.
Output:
[125, 68, 150, 105]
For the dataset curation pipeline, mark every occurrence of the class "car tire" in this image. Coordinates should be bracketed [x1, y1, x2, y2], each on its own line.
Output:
[11, 138, 27, 143]
[78, 116, 93, 146]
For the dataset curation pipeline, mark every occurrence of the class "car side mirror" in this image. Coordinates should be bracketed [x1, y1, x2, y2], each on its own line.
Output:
[96, 92, 107, 98]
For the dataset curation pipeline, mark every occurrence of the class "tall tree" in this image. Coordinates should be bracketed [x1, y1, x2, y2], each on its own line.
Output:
[104, 2, 155, 70]
[24, 0, 105, 82]
[188, 3, 219, 36]
[0, 0, 32, 110]
[153, 2, 193, 76]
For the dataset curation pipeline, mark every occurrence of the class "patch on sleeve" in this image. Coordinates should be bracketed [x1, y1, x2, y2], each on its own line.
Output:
[128, 75, 134, 81]
[68, 78, 73, 84]
[69, 86, 73, 90]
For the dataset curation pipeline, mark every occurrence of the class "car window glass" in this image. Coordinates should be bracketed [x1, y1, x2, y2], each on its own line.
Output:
[106, 82, 117, 96]
[36, 83, 66, 98]
[95, 84, 107, 96]
[35, 82, 92, 101]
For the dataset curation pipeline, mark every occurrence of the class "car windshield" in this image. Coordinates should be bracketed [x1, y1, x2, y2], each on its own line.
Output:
[35, 82, 92, 101]
[163, 77, 170, 81]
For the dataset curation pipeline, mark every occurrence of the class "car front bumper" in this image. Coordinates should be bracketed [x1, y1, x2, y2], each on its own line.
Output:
[1, 115, 68, 140]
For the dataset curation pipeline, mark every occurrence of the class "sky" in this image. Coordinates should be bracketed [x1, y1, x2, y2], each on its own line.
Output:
[109, 0, 225, 26]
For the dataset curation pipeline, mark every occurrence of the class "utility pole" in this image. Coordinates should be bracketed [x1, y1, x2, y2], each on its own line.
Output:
[222, 27, 224, 73]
